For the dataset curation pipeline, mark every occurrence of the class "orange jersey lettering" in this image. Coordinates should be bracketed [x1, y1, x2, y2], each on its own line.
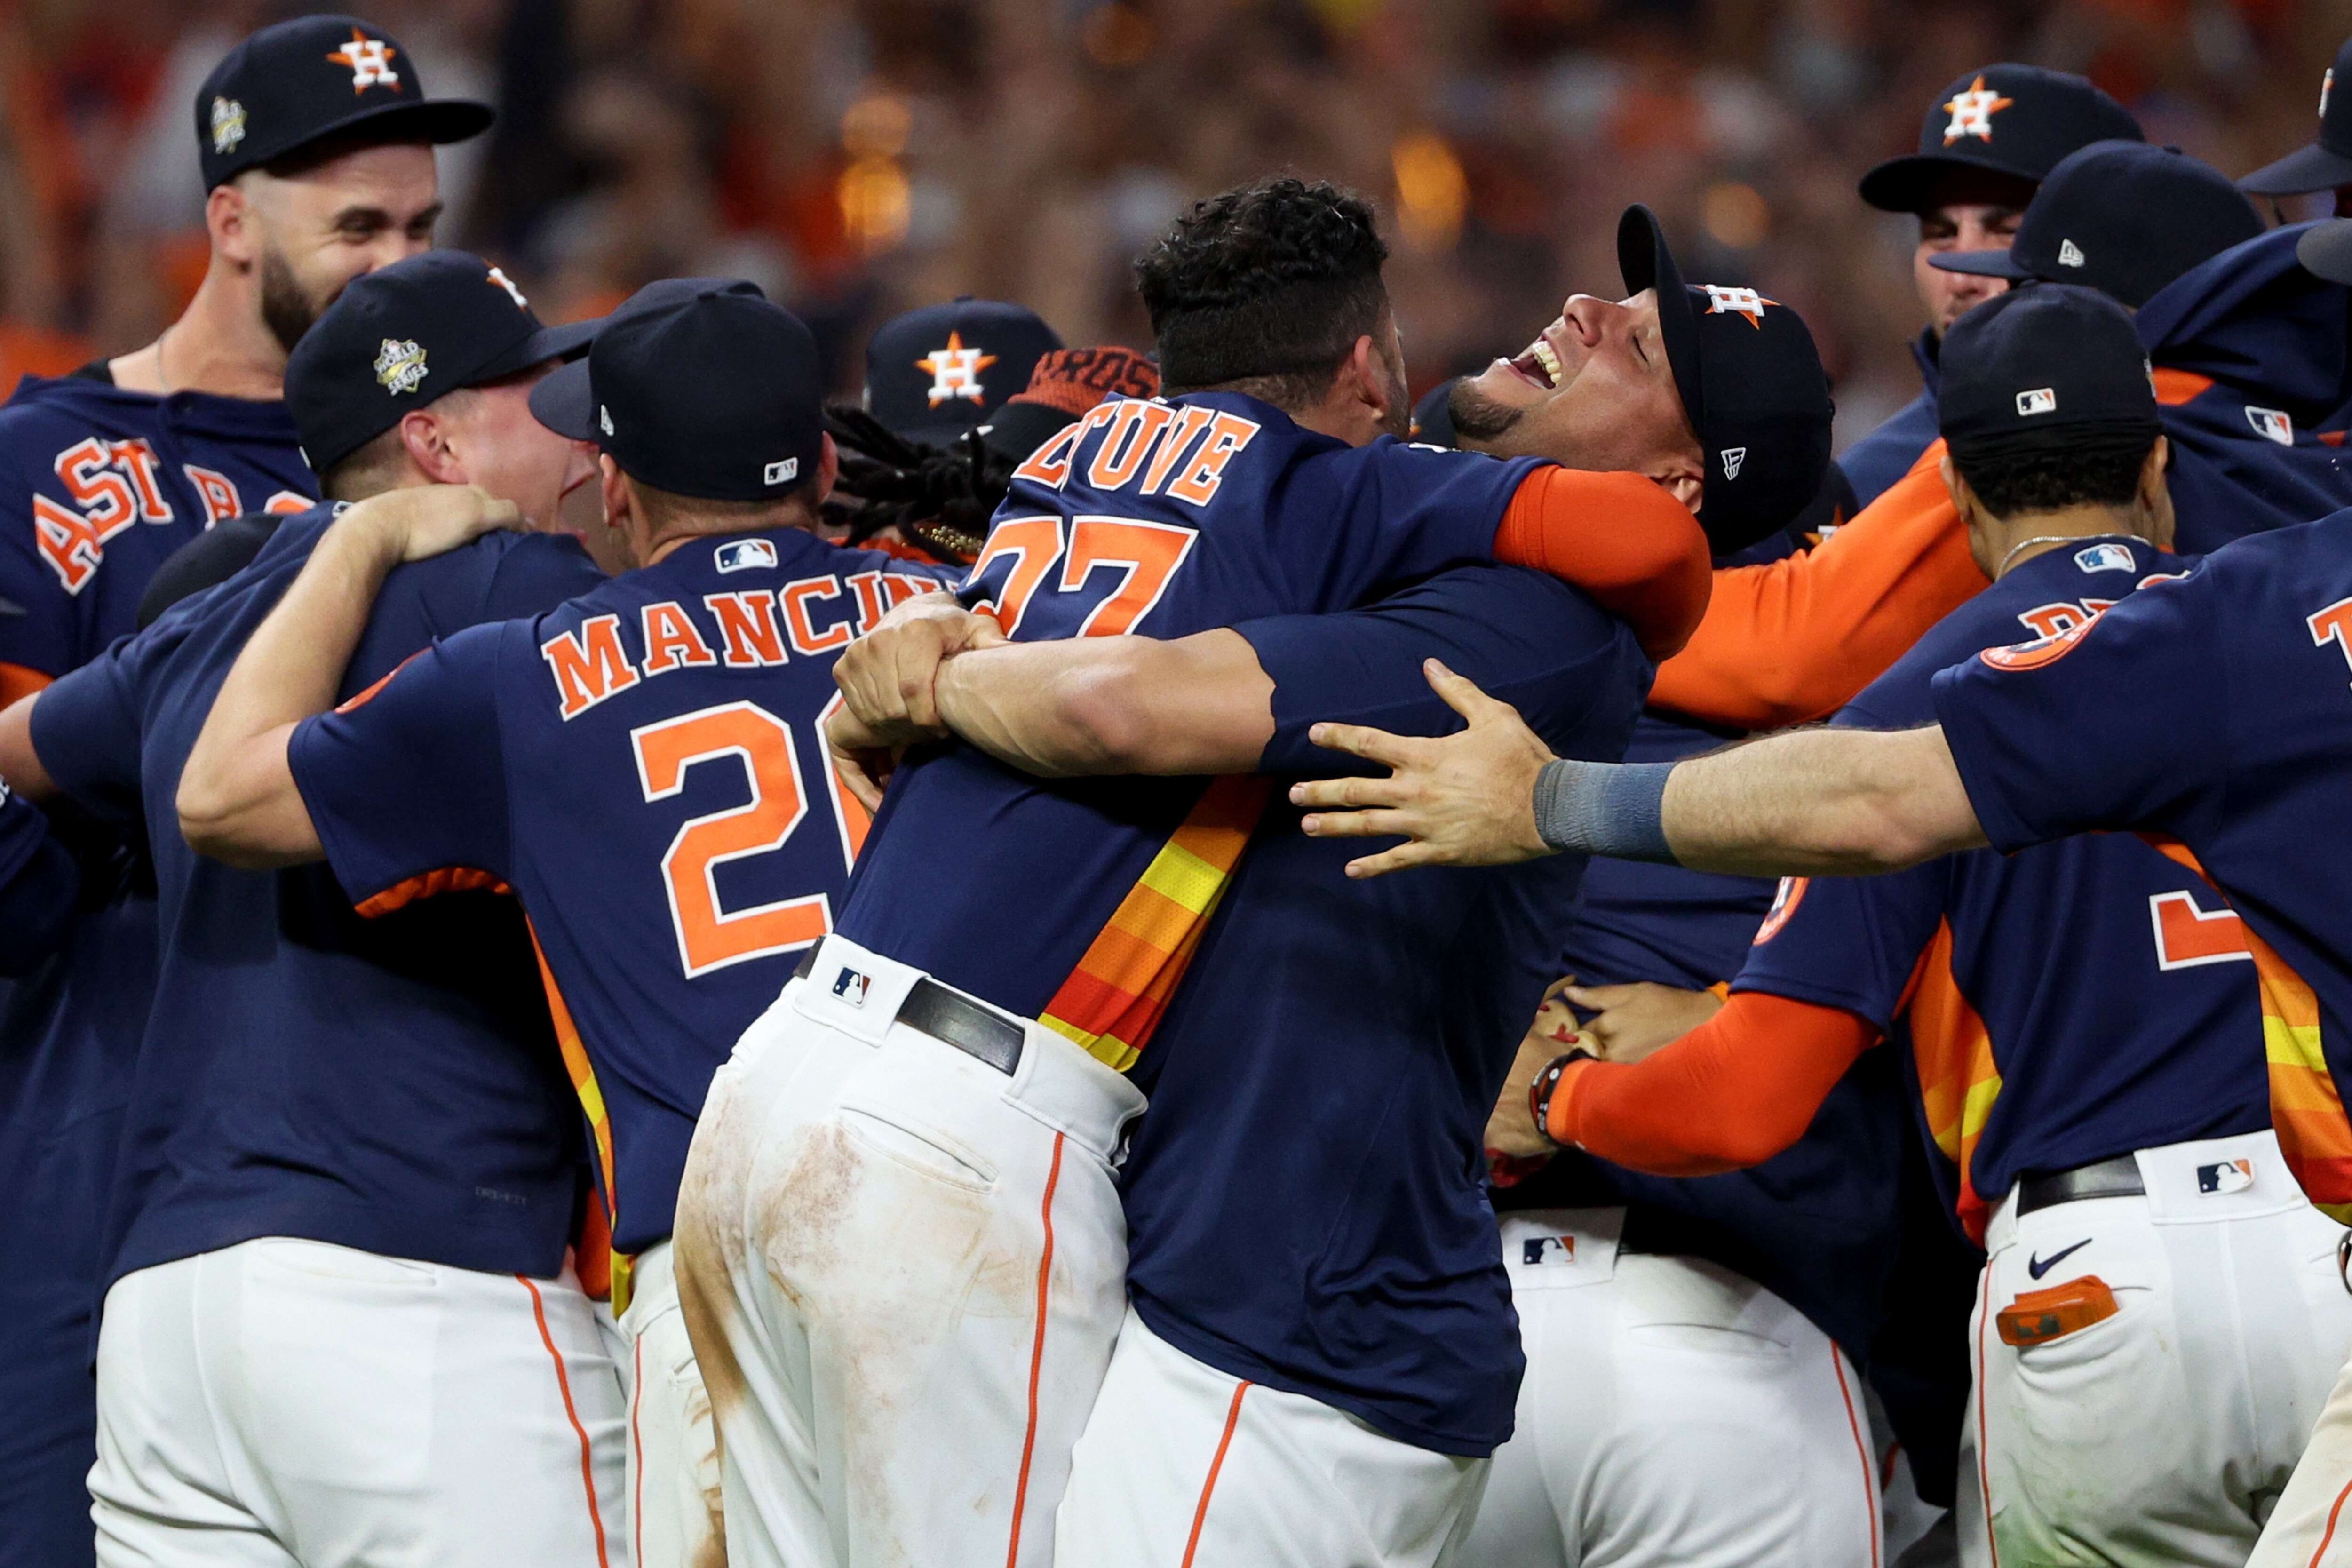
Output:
[543, 614, 642, 718]
[703, 591, 788, 668]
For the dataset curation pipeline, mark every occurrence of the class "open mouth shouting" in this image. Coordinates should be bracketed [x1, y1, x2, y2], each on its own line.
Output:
[1505, 336, 1563, 390]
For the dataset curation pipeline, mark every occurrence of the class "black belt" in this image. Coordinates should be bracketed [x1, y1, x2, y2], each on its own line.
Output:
[793, 947, 1024, 1076]
[2016, 1155, 2145, 1216]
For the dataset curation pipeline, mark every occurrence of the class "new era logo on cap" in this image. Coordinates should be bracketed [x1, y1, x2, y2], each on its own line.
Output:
[1720, 446, 1747, 480]
[2058, 239, 2086, 267]
[2016, 387, 2057, 416]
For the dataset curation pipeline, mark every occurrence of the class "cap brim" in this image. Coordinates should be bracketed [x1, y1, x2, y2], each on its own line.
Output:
[1929, 248, 2033, 279]
[527, 358, 597, 441]
[224, 98, 496, 185]
[2298, 220, 2352, 285]
[472, 316, 604, 385]
[975, 398, 1078, 463]
[2239, 141, 2352, 197]
[1859, 151, 2042, 213]
[1617, 205, 1706, 437]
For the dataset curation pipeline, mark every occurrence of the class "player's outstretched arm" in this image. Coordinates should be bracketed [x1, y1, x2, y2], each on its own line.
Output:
[1292, 661, 1987, 878]
[179, 486, 517, 868]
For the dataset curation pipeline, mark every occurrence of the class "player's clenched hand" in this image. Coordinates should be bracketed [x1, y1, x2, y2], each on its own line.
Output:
[1563, 981, 1721, 1066]
[826, 704, 897, 813]
[1486, 978, 1585, 1160]
[1292, 661, 1556, 878]
[344, 483, 522, 563]
[832, 594, 1005, 747]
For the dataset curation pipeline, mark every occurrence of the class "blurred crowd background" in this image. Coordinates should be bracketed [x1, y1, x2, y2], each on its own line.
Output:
[3, 0, 2348, 450]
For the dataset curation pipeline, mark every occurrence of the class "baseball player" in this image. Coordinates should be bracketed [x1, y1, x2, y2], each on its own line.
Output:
[1286, 285, 2352, 1568]
[1641, 139, 2345, 737]
[2240, 35, 2352, 215]
[1485, 286, 2352, 1568]
[171, 280, 968, 1568]
[679, 183, 1808, 1567]
[859, 296, 1065, 446]
[1840, 65, 2141, 506]
[0, 17, 485, 1564]
[0, 252, 622, 1566]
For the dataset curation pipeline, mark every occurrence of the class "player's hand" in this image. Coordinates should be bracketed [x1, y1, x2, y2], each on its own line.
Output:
[826, 703, 898, 813]
[349, 484, 522, 563]
[1563, 981, 1721, 1066]
[1486, 978, 1587, 1160]
[1291, 661, 1556, 878]
[833, 594, 1006, 747]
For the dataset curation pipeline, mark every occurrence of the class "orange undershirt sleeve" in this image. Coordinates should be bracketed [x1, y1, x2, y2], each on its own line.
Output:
[1645, 441, 1989, 732]
[0, 663, 54, 709]
[1491, 465, 1713, 662]
[1545, 990, 1878, 1175]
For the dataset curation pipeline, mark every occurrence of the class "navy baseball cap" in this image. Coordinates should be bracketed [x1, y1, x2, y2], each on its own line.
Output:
[532, 279, 824, 502]
[1931, 142, 2261, 310]
[865, 298, 1062, 445]
[2241, 37, 2352, 196]
[1860, 64, 2142, 215]
[1618, 206, 1834, 554]
[197, 16, 492, 191]
[1938, 284, 2159, 462]
[286, 250, 600, 477]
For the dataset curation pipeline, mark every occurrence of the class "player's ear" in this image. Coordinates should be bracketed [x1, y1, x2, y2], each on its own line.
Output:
[207, 180, 258, 269]
[396, 408, 463, 486]
[1938, 450, 1977, 523]
[599, 456, 631, 533]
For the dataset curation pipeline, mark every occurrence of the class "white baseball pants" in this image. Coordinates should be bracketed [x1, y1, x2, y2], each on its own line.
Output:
[87, 1237, 625, 1568]
[1052, 1305, 1491, 1568]
[674, 934, 1143, 1568]
[1970, 1130, 2352, 1568]
[609, 1240, 723, 1568]
[1458, 1208, 1883, 1568]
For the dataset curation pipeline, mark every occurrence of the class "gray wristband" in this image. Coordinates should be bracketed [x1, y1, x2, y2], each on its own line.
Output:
[1531, 759, 1678, 862]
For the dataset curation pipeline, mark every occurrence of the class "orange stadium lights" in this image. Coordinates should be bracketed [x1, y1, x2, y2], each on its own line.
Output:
[1392, 131, 1468, 252]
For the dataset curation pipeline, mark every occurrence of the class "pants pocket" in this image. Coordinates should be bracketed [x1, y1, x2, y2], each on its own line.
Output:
[837, 1101, 999, 1191]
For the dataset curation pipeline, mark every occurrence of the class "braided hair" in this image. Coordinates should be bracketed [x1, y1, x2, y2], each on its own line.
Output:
[820, 404, 1011, 565]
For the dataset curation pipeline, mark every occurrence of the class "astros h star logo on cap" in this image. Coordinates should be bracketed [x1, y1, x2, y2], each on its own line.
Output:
[325, 28, 401, 94]
[916, 331, 997, 407]
[1701, 284, 1776, 328]
[1942, 74, 2015, 144]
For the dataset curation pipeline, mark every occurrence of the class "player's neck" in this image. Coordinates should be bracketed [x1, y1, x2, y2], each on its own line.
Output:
[1974, 504, 2143, 580]
[106, 261, 287, 403]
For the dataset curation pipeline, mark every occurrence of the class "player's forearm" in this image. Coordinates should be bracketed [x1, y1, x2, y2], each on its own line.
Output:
[1543, 991, 1875, 1174]
[1656, 724, 1986, 875]
[933, 630, 1275, 777]
[1491, 466, 1712, 660]
[179, 511, 399, 865]
[0, 693, 58, 803]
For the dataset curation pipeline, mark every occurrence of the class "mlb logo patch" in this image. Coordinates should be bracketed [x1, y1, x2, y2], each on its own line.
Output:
[2016, 387, 2057, 417]
[831, 967, 872, 1007]
[763, 457, 799, 486]
[2247, 406, 2294, 446]
[2074, 542, 2135, 573]
[1521, 1235, 1575, 1266]
[715, 538, 778, 573]
[2198, 1158, 2254, 1195]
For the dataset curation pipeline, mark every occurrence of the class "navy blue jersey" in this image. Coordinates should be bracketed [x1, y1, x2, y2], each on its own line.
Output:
[1837, 330, 1942, 509]
[834, 392, 1540, 1062]
[1739, 537, 2271, 1241]
[0, 372, 309, 1568]
[287, 529, 958, 1274]
[1931, 510, 2352, 1223]
[0, 374, 312, 681]
[32, 503, 604, 1295]
[1119, 563, 1651, 1458]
